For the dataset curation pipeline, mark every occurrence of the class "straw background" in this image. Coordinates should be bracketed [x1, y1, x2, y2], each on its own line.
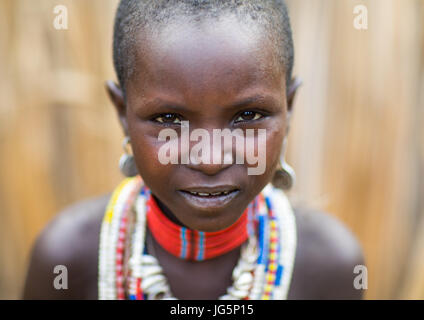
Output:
[0, 0, 423, 299]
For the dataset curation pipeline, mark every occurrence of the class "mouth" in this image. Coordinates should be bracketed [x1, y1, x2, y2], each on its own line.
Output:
[178, 186, 240, 211]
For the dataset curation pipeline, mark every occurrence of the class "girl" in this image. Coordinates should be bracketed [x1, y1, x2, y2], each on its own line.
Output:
[23, 0, 364, 300]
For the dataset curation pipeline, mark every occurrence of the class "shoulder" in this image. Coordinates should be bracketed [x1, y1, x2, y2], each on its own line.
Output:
[288, 206, 365, 299]
[22, 193, 111, 299]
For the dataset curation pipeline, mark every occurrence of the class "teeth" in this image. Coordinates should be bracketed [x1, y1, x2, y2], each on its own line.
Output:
[187, 190, 234, 197]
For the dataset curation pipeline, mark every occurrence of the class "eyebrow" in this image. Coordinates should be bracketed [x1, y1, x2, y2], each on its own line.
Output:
[226, 94, 279, 110]
[143, 94, 279, 112]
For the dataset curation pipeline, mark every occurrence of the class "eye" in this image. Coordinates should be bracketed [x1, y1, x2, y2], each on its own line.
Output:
[153, 113, 182, 124]
[234, 111, 263, 123]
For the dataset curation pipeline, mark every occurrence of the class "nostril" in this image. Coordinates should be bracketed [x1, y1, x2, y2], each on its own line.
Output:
[185, 161, 232, 176]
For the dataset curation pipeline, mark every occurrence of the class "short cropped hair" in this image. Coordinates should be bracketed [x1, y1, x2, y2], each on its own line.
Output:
[113, 0, 294, 98]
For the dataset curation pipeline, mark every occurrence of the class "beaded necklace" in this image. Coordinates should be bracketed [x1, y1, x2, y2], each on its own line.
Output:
[146, 194, 252, 261]
[98, 175, 297, 300]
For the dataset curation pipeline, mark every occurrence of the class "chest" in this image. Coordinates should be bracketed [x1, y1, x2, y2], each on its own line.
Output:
[144, 229, 241, 299]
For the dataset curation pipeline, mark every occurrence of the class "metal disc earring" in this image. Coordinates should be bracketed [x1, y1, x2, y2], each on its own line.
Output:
[272, 138, 296, 190]
[119, 136, 138, 177]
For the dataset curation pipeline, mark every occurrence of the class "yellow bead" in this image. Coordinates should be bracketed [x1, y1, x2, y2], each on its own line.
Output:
[264, 284, 273, 292]
[105, 211, 113, 224]
[266, 274, 275, 282]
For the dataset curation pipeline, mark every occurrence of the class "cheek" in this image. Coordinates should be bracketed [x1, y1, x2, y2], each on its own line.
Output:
[129, 131, 173, 186]
[257, 119, 285, 184]
[242, 125, 284, 201]
[243, 118, 285, 194]
[126, 109, 175, 184]
[266, 123, 285, 165]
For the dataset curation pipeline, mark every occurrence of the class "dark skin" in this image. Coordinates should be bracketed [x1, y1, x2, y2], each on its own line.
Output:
[23, 17, 364, 299]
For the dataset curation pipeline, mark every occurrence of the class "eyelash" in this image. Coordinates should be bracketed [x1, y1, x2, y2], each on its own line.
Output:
[151, 110, 266, 125]
[234, 111, 264, 123]
[152, 113, 183, 124]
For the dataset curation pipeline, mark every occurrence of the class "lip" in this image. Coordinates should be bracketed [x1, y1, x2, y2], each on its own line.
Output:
[180, 185, 239, 194]
[177, 185, 240, 211]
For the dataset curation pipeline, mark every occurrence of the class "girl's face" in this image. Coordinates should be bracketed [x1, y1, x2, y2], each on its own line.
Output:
[111, 17, 292, 232]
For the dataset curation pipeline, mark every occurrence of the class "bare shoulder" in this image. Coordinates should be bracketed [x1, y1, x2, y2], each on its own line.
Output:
[288, 206, 365, 299]
[22, 193, 111, 299]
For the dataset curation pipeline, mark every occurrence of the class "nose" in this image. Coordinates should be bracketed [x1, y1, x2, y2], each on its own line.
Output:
[180, 124, 236, 176]
[185, 160, 232, 176]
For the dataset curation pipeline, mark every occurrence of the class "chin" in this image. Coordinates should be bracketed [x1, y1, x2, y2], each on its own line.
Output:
[175, 199, 248, 232]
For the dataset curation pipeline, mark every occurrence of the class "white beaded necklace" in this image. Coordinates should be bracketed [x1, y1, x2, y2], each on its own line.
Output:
[98, 177, 297, 300]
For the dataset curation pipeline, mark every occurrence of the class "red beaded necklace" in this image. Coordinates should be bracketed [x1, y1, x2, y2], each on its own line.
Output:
[146, 194, 254, 261]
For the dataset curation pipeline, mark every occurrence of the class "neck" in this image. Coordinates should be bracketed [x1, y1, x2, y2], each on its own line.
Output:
[152, 194, 187, 228]
[146, 193, 253, 261]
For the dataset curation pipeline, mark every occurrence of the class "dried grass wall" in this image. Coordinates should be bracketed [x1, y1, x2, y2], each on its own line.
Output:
[0, 0, 422, 299]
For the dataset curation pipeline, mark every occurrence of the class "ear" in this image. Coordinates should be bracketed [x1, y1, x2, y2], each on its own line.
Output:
[284, 77, 302, 135]
[105, 80, 129, 136]
[287, 76, 302, 114]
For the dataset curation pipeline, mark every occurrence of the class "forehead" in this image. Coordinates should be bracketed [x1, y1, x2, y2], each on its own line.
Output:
[127, 15, 285, 104]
